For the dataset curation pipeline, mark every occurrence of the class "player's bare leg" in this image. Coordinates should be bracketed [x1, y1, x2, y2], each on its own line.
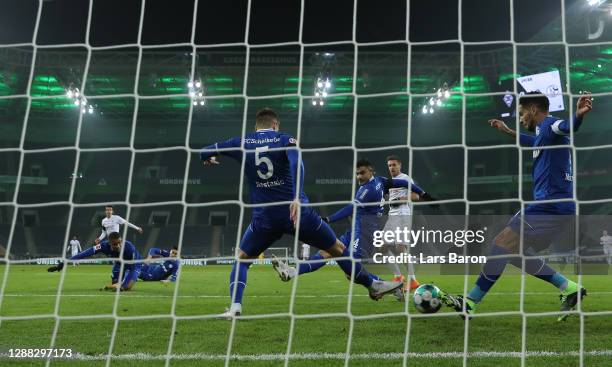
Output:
[398, 244, 419, 291]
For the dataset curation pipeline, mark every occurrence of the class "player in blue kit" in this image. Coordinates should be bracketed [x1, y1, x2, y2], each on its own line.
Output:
[272, 158, 435, 286]
[138, 246, 180, 282]
[47, 232, 143, 291]
[200, 108, 403, 317]
[449, 91, 593, 321]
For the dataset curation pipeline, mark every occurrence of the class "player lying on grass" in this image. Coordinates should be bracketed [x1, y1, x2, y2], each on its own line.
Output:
[272, 159, 436, 300]
[47, 232, 143, 291]
[200, 108, 403, 317]
[448, 91, 592, 321]
[138, 246, 179, 282]
[95, 205, 143, 245]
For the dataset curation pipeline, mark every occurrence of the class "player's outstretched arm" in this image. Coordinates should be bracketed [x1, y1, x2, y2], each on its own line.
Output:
[147, 247, 162, 257]
[96, 228, 106, 245]
[383, 177, 434, 200]
[576, 92, 593, 119]
[48, 244, 100, 272]
[128, 222, 143, 234]
[200, 137, 242, 166]
[326, 204, 354, 223]
[116, 215, 143, 234]
[146, 247, 169, 261]
[552, 93, 593, 134]
[488, 119, 535, 146]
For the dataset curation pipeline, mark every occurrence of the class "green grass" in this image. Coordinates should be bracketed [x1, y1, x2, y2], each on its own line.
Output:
[0, 265, 611, 367]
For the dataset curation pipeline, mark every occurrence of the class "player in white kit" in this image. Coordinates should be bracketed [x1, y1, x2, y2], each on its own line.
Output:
[68, 235, 82, 266]
[95, 205, 143, 245]
[382, 155, 420, 292]
[600, 230, 612, 265]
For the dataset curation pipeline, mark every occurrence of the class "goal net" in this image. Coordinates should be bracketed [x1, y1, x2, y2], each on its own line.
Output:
[0, 0, 611, 366]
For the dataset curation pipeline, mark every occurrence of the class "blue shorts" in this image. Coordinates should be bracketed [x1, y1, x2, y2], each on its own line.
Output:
[507, 202, 576, 251]
[138, 264, 162, 281]
[239, 207, 337, 257]
[337, 215, 382, 259]
[339, 230, 364, 259]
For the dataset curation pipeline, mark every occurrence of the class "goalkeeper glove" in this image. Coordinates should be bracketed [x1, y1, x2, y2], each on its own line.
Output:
[420, 192, 437, 201]
[47, 261, 65, 272]
[420, 192, 440, 209]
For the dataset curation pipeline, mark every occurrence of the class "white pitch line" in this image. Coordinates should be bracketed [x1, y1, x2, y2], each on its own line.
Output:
[3, 291, 612, 299]
[0, 350, 611, 361]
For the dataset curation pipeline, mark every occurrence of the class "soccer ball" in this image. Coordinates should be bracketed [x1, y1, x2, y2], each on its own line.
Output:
[413, 284, 442, 314]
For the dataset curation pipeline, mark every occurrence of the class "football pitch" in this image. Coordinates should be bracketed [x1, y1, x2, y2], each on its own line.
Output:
[0, 265, 611, 367]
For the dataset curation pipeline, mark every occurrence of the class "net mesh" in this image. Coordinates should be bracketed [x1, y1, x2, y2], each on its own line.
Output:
[0, 0, 611, 366]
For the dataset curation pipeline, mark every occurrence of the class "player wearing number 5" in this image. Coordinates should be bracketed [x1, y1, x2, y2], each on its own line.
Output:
[200, 108, 402, 318]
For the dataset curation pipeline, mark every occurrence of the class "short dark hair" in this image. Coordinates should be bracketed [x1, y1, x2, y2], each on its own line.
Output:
[171, 245, 179, 251]
[256, 108, 279, 128]
[519, 91, 549, 112]
[73, 234, 78, 239]
[356, 158, 374, 170]
[386, 155, 402, 163]
[108, 232, 121, 241]
[105, 205, 113, 209]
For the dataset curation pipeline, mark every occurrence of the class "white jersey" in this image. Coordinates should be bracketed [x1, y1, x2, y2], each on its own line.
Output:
[98, 215, 140, 241]
[69, 240, 81, 255]
[600, 235, 612, 246]
[387, 173, 413, 216]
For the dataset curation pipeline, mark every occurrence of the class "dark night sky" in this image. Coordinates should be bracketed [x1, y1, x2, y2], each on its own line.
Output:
[0, 0, 567, 46]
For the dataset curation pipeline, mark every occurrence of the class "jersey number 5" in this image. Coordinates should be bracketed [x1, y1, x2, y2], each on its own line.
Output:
[255, 146, 273, 180]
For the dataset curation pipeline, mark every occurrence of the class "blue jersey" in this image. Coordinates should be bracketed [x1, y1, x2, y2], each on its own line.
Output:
[70, 240, 143, 289]
[329, 176, 423, 241]
[140, 247, 179, 281]
[70, 240, 142, 264]
[200, 129, 306, 218]
[520, 115, 583, 201]
[140, 261, 178, 281]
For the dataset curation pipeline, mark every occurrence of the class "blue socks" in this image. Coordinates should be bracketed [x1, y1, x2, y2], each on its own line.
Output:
[335, 247, 375, 287]
[469, 244, 511, 302]
[229, 261, 250, 305]
[469, 244, 570, 303]
[514, 248, 568, 291]
[298, 252, 327, 274]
